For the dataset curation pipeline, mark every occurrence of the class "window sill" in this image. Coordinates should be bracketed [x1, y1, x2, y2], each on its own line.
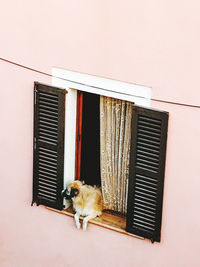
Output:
[45, 205, 144, 240]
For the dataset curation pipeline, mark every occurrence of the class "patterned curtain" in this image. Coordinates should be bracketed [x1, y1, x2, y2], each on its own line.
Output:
[100, 96, 133, 214]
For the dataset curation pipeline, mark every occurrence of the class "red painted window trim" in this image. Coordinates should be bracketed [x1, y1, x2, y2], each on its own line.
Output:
[75, 91, 83, 180]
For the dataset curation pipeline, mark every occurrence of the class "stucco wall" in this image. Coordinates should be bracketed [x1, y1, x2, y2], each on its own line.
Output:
[1, 1, 200, 266]
[1, 0, 200, 106]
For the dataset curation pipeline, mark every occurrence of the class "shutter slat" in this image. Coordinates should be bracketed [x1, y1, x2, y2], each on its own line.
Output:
[135, 193, 157, 203]
[38, 177, 57, 186]
[138, 128, 161, 138]
[38, 174, 57, 182]
[39, 115, 58, 124]
[39, 108, 58, 116]
[126, 106, 168, 243]
[39, 100, 58, 107]
[38, 169, 57, 178]
[32, 82, 67, 210]
[39, 91, 58, 99]
[39, 128, 58, 137]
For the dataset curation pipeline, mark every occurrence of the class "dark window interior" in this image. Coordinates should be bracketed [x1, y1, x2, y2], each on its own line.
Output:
[80, 91, 101, 186]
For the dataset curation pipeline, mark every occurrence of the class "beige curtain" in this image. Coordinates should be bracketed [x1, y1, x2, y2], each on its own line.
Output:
[100, 96, 132, 214]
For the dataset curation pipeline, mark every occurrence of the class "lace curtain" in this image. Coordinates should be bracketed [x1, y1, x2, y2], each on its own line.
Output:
[100, 96, 133, 214]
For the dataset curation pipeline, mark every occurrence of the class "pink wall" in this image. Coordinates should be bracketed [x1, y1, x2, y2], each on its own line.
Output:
[1, 1, 200, 266]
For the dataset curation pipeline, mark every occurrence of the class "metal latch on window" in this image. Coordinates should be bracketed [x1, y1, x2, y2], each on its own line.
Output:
[77, 134, 81, 142]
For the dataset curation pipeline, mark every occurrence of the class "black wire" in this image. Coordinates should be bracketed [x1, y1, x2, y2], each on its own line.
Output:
[1, 57, 200, 109]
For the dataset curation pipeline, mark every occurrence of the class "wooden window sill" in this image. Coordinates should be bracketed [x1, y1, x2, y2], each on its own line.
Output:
[45, 205, 144, 240]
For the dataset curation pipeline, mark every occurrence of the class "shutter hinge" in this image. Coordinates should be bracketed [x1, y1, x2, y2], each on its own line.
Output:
[34, 89, 38, 104]
[34, 137, 37, 149]
[151, 238, 155, 244]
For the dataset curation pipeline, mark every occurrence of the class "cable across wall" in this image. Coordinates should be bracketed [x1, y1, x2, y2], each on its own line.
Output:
[1, 57, 200, 109]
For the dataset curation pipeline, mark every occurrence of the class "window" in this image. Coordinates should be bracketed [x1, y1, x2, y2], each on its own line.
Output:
[32, 81, 168, 243]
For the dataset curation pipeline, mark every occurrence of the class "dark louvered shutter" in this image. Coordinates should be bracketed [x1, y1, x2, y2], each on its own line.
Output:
[32, 82, 67, 210]
[126, 106, 168, 242]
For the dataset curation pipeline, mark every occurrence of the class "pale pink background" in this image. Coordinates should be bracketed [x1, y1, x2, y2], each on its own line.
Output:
[1, 1, 200, 267]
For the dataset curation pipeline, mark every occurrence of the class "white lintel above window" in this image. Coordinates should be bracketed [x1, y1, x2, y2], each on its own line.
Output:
[52, 68, 152, 107]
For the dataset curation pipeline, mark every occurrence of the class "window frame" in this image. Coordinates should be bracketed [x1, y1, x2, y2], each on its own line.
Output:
[51, 68, 152, 189]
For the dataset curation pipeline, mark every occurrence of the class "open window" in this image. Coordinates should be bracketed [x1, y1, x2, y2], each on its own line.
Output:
[32, 82, 168, 243]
